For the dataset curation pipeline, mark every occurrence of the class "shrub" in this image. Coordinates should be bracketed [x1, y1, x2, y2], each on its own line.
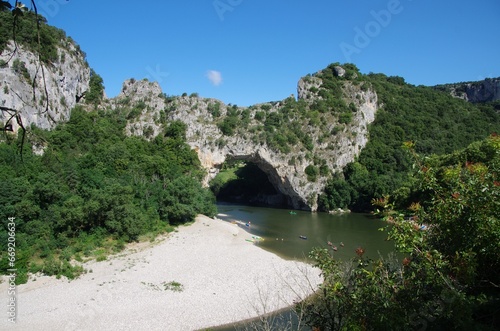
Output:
[254, 111, 265, 122]
[338, 112, 352, 124]
[12, 58, 30, 82]
[85, 69, 104, 105]
[305, 165, 319, 182]
[260, 104, 272, 111]
[208, 102, 221, 118]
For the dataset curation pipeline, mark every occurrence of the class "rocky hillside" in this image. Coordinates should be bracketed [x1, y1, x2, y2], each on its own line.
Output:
[109, 67, 378, 211]
[1, 11, 497, 212]
[434, 77, 500, 103]
[0, 40, 90, 132]
[0, 9, 91, 132]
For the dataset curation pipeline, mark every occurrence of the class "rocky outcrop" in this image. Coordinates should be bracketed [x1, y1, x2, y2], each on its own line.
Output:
[461, 78, 500, 103]
[0, 42, 377, 211]
[333, 65, 346, 78]
[121, 66, 378, 211]
[0, 41, 90, 132]
[297, 75, 322, 102]
[434, 78, 500, 103]
[109, 79, 167, 139]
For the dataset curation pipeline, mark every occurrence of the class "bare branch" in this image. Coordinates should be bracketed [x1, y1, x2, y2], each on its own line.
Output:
[15, 113, 26, 160]
[29, 0, 50, 116]
[1, 0, 52, 159]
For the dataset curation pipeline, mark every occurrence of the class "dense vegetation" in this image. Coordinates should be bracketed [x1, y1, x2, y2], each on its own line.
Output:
[1, 5, 498, 330]
[301, 135, 500, 330]
[0, 107, 216, 283]
[318, 64, 500, 212]
[0, 7, 85, 64]
[205, 62, 499, 212]
[212, 97, 317, 155]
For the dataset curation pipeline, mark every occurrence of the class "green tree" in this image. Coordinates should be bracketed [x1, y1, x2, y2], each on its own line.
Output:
[85, 69, 104, 105]
[160, 176, 216, 224]
[318, 176, 352, 210]
[305, 164, 319, 182]
[381, 137, 500, 329]
[301, 135, 500, 330]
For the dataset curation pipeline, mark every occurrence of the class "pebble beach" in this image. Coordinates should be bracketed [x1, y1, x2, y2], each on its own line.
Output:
[0, 215, 322, 330]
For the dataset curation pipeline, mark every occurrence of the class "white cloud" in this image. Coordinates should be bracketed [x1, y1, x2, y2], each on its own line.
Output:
[206, 70, 223, 86]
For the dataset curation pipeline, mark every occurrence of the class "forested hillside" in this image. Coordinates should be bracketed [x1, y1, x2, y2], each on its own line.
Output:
[317, 66, 500, 211]
[1, 3, 499, 285]
[0, 107, 216, 282]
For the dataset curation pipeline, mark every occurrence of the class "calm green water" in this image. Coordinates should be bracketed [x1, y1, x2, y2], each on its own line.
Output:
[213, 204, 395, 331]
[216, 203, 394, 263]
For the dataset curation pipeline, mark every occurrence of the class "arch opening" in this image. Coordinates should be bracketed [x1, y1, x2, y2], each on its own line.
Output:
[209, 159, 289, 208]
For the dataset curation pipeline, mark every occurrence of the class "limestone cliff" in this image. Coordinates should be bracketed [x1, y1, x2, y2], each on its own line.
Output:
[1, 18, 496, 213]
[119, 65, 378, 211]
[0, 39, 377, 211]
[434, 78, 500, 103]
[0, 41, 90, 132]
[109, 78, 167, 139]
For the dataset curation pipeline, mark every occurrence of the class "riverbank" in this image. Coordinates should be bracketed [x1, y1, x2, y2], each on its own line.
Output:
[0, 215, 322, 330]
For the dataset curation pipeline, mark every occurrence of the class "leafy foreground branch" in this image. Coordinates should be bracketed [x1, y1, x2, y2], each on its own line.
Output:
[299, 135, 499, 331]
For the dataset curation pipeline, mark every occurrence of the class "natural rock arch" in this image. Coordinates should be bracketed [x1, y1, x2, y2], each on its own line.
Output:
[173, 96, 377, 211]
[118, 76, 379, 211]
[200, 146, 310, 210]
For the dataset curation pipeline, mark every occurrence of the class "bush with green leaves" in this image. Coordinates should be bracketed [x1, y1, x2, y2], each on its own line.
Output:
[208, 101, 221, 118]
[300, 248, 416, 331]
[305, 164, 319, 182]
[302, 135, 500, 330]
[85, 69, 104, 105]
[11, 58, 30, 81]
[0, 106, 216, 283]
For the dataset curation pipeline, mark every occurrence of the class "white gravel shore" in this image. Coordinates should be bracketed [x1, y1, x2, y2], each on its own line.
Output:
[1, 215, 322, 330]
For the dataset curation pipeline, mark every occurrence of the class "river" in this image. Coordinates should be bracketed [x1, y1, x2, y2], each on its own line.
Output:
[215, 203, 394, 262]
[212, 204, 395, 330]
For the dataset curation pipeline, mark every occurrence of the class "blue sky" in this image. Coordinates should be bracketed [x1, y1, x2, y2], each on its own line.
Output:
[40, 0, 500, 106]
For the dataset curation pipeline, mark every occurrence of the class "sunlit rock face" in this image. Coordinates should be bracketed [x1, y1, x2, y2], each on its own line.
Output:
[1, 51, 378, 211]
[0, 41, 90, 132]
[461, 79, 500, 103]
[435, 78, 500, 103]
[121, 70, 378, 211]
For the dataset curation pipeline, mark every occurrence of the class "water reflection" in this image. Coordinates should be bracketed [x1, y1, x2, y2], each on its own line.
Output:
[216, 203, 394, 261]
